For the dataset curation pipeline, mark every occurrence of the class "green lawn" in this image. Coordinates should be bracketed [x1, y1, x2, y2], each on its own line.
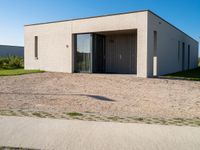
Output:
[164, 67, 200, 81]
[0, 69, 44, 76]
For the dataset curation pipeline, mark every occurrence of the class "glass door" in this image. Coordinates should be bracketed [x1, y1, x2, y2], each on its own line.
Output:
[74, 34, 93, 73]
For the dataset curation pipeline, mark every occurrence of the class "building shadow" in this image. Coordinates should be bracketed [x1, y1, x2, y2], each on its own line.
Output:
[0, 92, 115, 102]
[76, 94, 115, 102]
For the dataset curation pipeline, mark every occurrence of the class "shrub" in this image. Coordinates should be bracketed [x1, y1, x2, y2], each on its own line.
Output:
[0, 56, 24, 69]
[0, 57, 9, 69]
[8, 56, 24, 69]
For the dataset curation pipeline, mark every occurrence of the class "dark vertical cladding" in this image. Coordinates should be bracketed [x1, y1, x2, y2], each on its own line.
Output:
[105, 33, 137, 74]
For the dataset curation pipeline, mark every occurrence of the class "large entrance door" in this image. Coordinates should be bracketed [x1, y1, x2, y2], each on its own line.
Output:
[105, 34, 136, 74]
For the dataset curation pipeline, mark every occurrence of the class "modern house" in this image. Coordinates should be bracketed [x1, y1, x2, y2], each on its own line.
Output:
[24, 10, 199, 77]
[0, 45, 24, 57]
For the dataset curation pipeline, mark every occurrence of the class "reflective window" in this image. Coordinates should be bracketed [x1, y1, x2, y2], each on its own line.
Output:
[75, 34, 92, 73]
[35, 36, 38, 59]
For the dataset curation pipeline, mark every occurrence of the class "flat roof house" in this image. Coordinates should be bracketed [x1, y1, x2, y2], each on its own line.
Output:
[24, 10, 199, 77]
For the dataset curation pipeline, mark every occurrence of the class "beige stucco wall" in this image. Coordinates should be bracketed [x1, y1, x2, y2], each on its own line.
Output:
[24, 11, 148, 77]
[147, 12, 199, 76]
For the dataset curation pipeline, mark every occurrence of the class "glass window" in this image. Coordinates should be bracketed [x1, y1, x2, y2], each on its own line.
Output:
[75, 34, 92, 73]
[35, 36, 38, 59]
[188, 45, 190, 70]
[182, 42, 185, 71]
[153, 31, 157, 57]
[178, 41, 180, 62]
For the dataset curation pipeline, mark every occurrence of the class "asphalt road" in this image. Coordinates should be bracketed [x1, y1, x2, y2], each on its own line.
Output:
[0, 116, 200, 150]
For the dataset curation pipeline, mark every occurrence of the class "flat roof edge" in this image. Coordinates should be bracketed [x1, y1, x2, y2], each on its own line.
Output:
[24, 10, 149, 27]
[148, 11, 198, 43]
[24, 9, 198, 43]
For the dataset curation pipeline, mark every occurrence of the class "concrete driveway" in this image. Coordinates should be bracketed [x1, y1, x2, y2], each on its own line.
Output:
[0, 116, 200, 150]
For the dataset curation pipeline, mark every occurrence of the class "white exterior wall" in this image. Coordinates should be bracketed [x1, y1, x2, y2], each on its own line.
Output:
[24, 22, 72, 72]
[147, 12, 199, 76]
[25, 10, 198, 77]
[24, 11, 148, 77]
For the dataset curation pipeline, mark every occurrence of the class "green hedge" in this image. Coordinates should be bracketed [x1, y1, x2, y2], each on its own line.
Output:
[0, 56, 24, 69]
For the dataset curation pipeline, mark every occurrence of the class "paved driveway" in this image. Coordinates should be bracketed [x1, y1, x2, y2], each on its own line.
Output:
[0, 116, 200, 150]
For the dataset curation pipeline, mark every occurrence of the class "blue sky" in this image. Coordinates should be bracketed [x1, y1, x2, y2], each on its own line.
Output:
[0, 0, 199, 53]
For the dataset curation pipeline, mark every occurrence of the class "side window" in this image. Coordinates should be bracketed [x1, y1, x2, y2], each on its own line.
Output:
[153, 31, 157, 56]
[35, 36, 38, 59]
[153, 31, 157, 76]
[188, 45, 190, 70]
[178, 41, 180, 62]
[182, 42, 185, 71]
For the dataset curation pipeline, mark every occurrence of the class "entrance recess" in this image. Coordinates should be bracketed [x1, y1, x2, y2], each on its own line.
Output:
[74, 30, 137, 74]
